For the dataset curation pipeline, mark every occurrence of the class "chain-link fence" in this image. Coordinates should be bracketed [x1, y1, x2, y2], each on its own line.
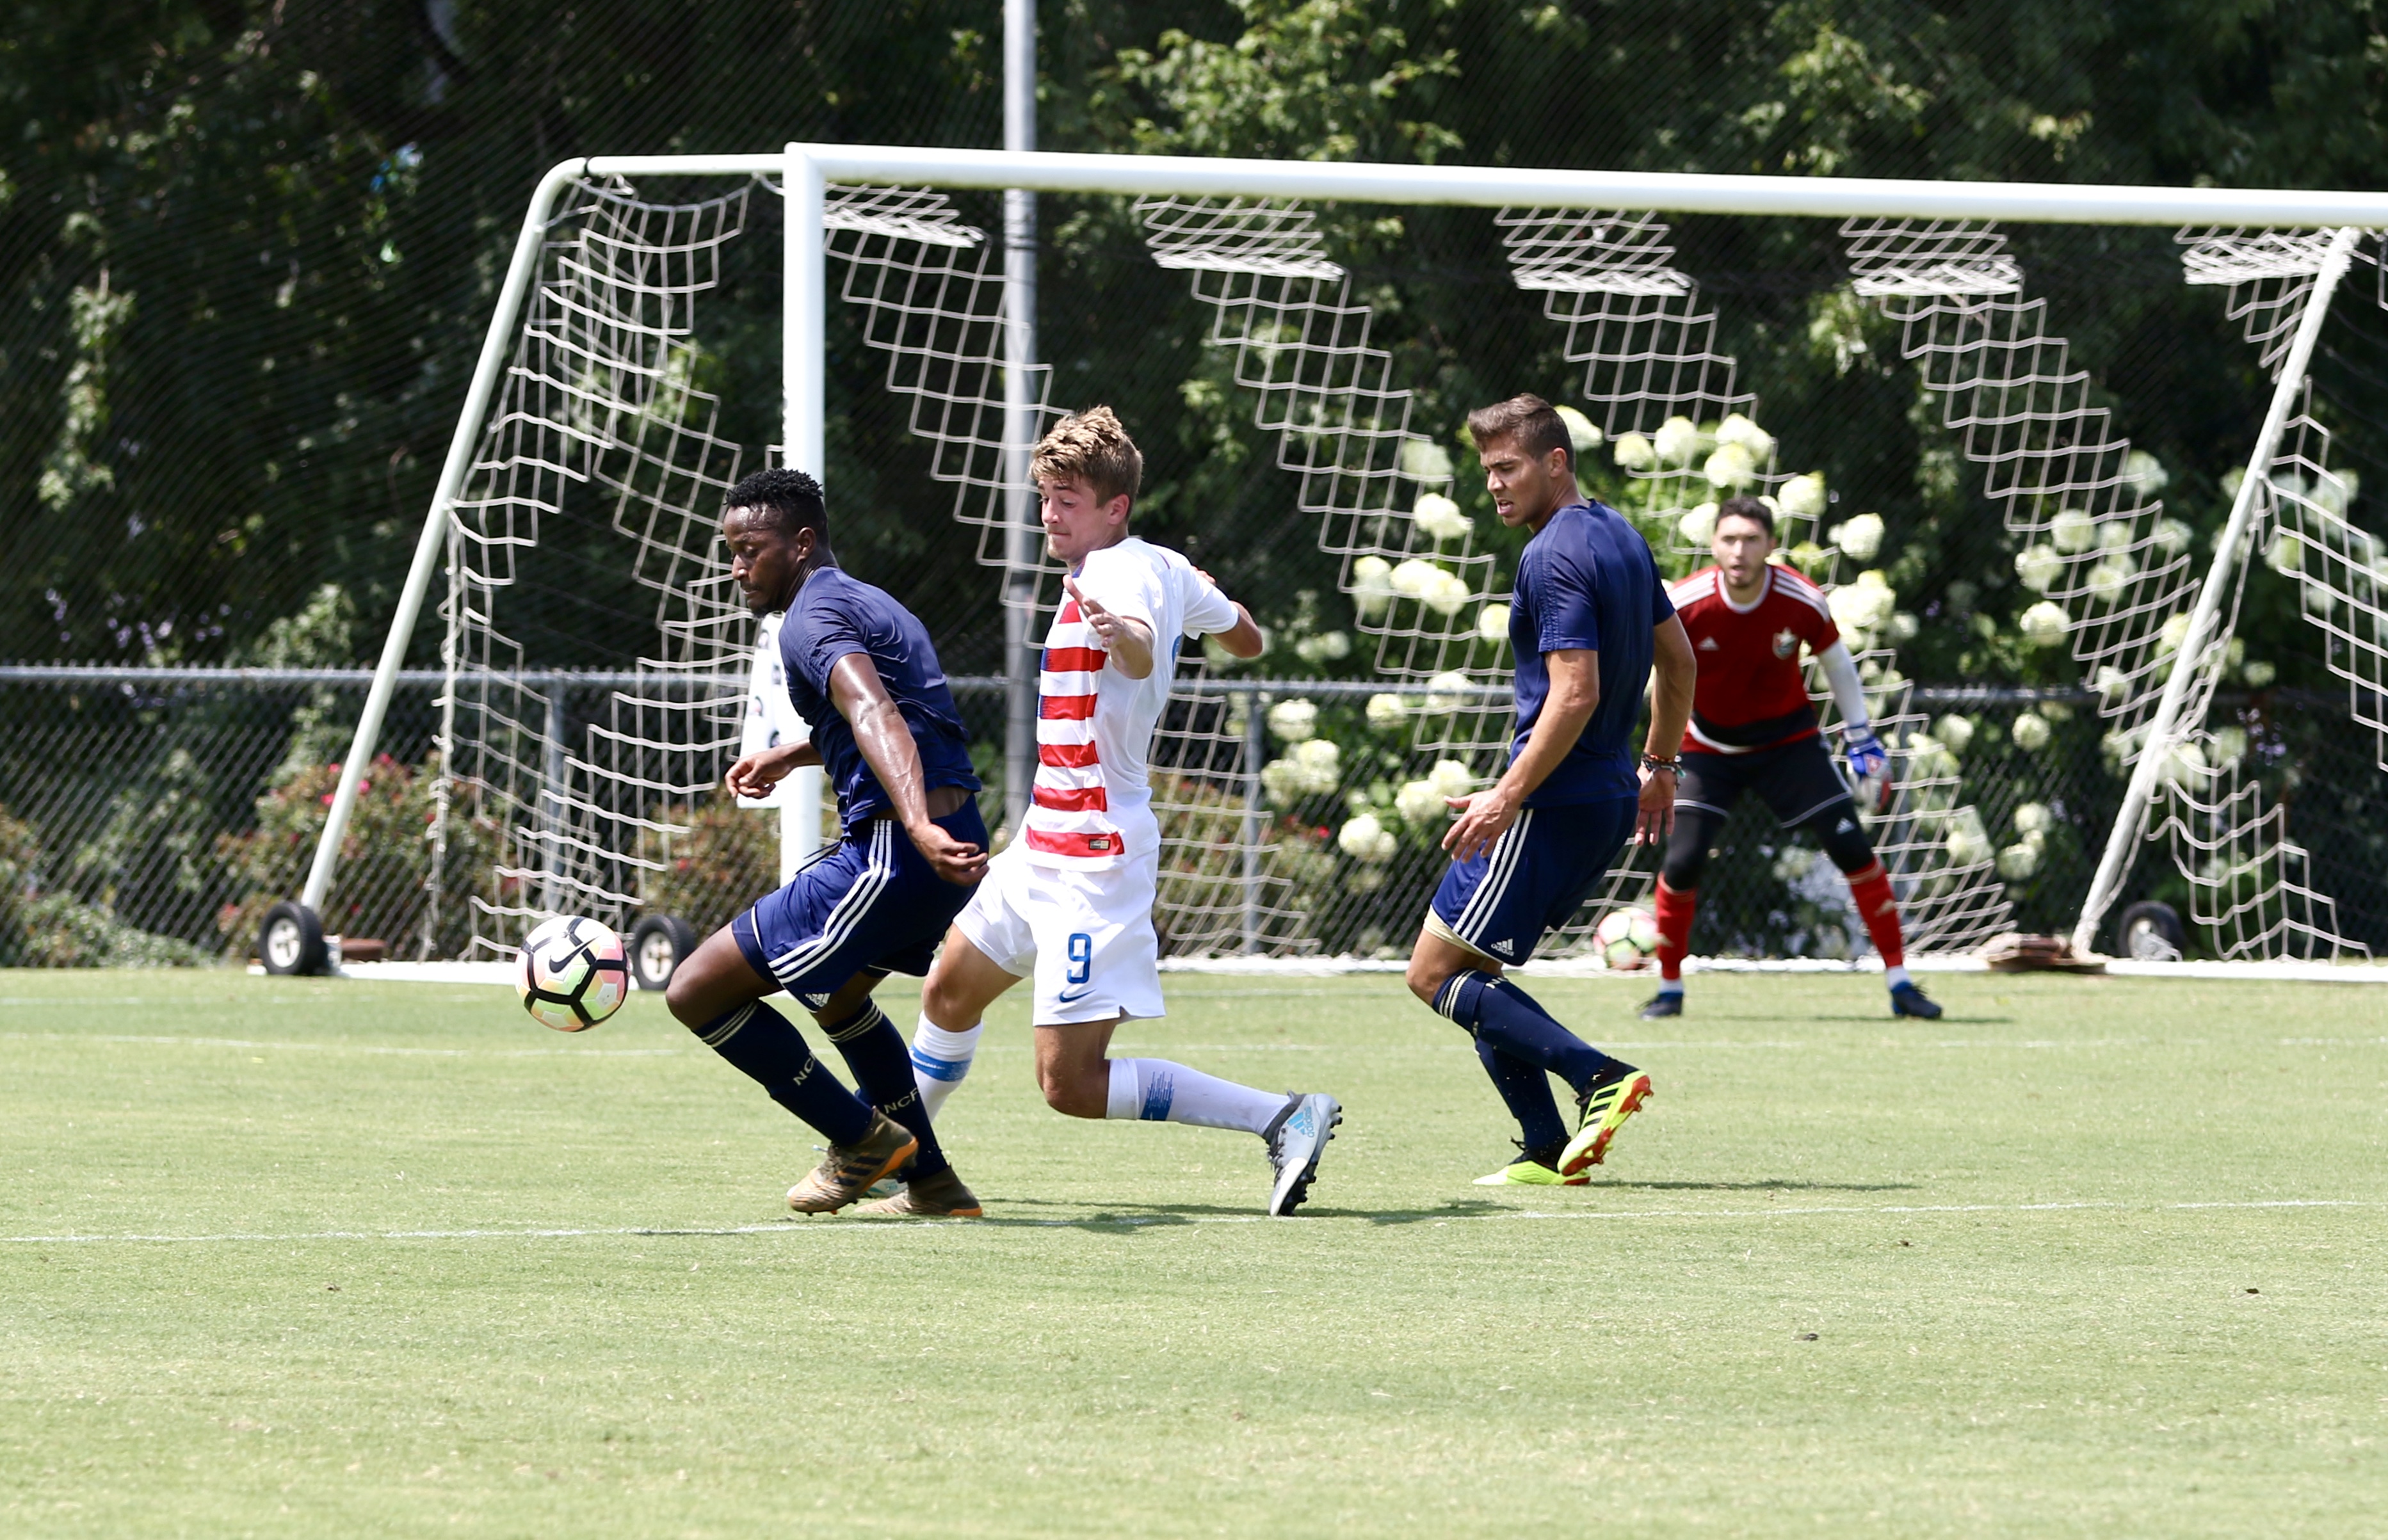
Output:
[6, 665, 2381, 967]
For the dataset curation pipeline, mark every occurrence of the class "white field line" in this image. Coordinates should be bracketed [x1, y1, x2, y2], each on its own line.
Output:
[210, 955, 2388, 984]
[13, 1032, 2384, 1057]
[0, 1032, 679, 1057]
[2, 1198, 2374, 1246]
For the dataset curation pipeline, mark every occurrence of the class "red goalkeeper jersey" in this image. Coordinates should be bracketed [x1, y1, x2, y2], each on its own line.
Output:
[1665, 563, 1840, 755]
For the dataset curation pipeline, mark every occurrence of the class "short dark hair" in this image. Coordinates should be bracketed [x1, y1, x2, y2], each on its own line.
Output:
[1467, 394, 1572, 466]
[725, 467, 828, 540]
[1716, 493, 1775, 537]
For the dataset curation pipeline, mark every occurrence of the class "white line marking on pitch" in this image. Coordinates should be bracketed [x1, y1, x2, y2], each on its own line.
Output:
[0, 1032, 679, 1057]
[2, 1198, 2373, 1246]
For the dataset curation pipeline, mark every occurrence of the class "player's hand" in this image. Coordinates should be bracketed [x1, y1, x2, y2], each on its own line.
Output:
[909, 819, 989, 886]
[1065, 576, 1127, 645]
[1442, 786, 1520, 863]
[1844, 726, 1894, 814]
[725, 744, 801, 800]
[1843, 725, 1889, 782]
[1634, 762, 1678, 846]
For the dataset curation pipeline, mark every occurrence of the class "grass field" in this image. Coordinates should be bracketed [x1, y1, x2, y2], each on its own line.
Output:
[3, 967, 2385, 1536]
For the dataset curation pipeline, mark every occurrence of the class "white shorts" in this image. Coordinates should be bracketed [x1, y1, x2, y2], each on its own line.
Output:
[952, 842, 1165, 1026]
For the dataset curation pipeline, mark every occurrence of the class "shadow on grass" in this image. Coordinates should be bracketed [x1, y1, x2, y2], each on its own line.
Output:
[1593, 1179, 1923, 1193]
[1670, 1013, 2017, 1025]
[845, 1196, 1525, 1230]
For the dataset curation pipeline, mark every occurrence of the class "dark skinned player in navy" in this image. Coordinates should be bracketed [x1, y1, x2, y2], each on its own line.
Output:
[664, 467, 992, 1218]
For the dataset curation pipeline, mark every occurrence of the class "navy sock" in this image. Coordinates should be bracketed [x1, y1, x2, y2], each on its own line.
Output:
[821, 1000, 949, 1177]
[1472, 1037, 1568, 1162]
[1433, 969, 1618, 1097]
[691, 1000, 873, 1147]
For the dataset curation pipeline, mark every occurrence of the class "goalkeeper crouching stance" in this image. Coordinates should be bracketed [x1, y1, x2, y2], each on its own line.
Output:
[1644, 493, 1941, 1021]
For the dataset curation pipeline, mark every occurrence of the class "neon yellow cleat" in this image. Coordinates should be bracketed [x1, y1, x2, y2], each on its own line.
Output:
[1472, 1159, 1588, 1187]
[1560, 1068, 1653, 1176]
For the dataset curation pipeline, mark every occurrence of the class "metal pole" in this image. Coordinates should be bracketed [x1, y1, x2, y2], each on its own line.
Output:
[301, 158, 588, 915]
[1001, 0, 1040, 838]
[782, 145, 828, 876]
[2072, 225, 2362, 954]
[1241, 689, 1264, 954]
[539, 687, 567, 915]
[789, 144, 2388, 228]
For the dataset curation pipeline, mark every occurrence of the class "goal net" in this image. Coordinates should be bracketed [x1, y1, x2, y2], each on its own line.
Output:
[407, 152, 2383, 964]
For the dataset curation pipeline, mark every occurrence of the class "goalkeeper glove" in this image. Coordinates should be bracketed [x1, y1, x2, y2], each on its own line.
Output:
[1843, 725, 1889, 782]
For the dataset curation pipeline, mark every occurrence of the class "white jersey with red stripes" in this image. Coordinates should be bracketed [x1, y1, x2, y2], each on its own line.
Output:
[1024, 536, 1239, 870]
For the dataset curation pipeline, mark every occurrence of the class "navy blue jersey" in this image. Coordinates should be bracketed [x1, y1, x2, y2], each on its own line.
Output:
[778, 566, 981, 826]
[1506, 501, 1675, 805]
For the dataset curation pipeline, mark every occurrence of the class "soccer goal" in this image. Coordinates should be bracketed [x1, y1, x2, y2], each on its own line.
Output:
[276, 145, 2388, 974]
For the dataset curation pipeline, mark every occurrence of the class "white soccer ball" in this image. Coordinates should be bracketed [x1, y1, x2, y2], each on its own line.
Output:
[1594, 906, 1661, 970]
[517, 916, 630, 1032]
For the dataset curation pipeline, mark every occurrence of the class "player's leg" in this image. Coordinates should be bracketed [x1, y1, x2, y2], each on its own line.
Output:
[1761, 737, 1942, 1020]
[1035, 1014, 1339, 1217]
[662, 924, 912, 1203]
[1803, 798, 1942, 1019]
[905, 848, 1038, 1118]
[1407, 805, 1648, 1180]
[803, 968, 955, 1178]
[1031, 854, 1340, 1215]
[1647, 804, 1723, 1018]
[1406, 927, 1570, 1178]
[1647, 752, 1745, 1018]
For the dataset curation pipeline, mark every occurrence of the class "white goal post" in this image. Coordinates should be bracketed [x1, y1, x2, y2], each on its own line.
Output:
[298, 144, 2388, 961]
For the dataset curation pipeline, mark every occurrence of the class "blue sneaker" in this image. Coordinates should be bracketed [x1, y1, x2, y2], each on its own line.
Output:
[1889, 981, 1943, 1020]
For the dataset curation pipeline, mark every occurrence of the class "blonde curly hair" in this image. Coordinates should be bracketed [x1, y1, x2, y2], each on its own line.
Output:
[1031, 405, 1143, 507]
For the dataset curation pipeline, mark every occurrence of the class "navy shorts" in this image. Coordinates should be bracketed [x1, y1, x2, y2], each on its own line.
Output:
[1426, 796, 1638, 966]
[732, 803, 988, 1011]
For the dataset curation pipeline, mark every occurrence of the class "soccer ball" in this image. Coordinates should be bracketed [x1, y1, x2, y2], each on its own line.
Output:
[1594, 906, 1661, 970]
[517, 916, 630, 1032]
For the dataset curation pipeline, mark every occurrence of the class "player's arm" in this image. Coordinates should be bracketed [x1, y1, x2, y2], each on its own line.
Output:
[723, 737, 820, 800]
[1816, 640, 1888, 780]
[1063, 575, 1156, 680]
[826, 653, 988, 885]
[1209, 604, 1264, 659]
[1444, 648, 1599, 863]
[1189, 566, 1265, 657]
[1636, 613, 1697, 844]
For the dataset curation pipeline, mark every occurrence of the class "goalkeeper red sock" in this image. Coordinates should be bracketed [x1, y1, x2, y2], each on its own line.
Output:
[1654, 879, 1697, 983]
[1847, 860, 1904, 969]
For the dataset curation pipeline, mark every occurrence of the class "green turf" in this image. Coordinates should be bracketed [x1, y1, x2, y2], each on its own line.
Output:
[3, 967, 2385, 1536]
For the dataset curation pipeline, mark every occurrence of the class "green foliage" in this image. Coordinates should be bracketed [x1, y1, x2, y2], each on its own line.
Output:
[636, 798, 781, 941]
[0, 802, 211, 966]
[214, 752, 497, 959]
[1104, 1, 1462, 165]
[6, 0, 2388, 707]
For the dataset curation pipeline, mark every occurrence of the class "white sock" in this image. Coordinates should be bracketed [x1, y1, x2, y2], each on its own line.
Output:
[910, 1016, 982, 1119]
[1656, 978, 1684, 997]
[1105, 1058, 1286, 1135]
[1885, 964, 1912, 990]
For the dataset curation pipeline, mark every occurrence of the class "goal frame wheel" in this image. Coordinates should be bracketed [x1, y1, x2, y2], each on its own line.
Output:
[628, 914, 700, 992]
[259, 901, 330, 976]
[2115, 900, 2188, 962]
